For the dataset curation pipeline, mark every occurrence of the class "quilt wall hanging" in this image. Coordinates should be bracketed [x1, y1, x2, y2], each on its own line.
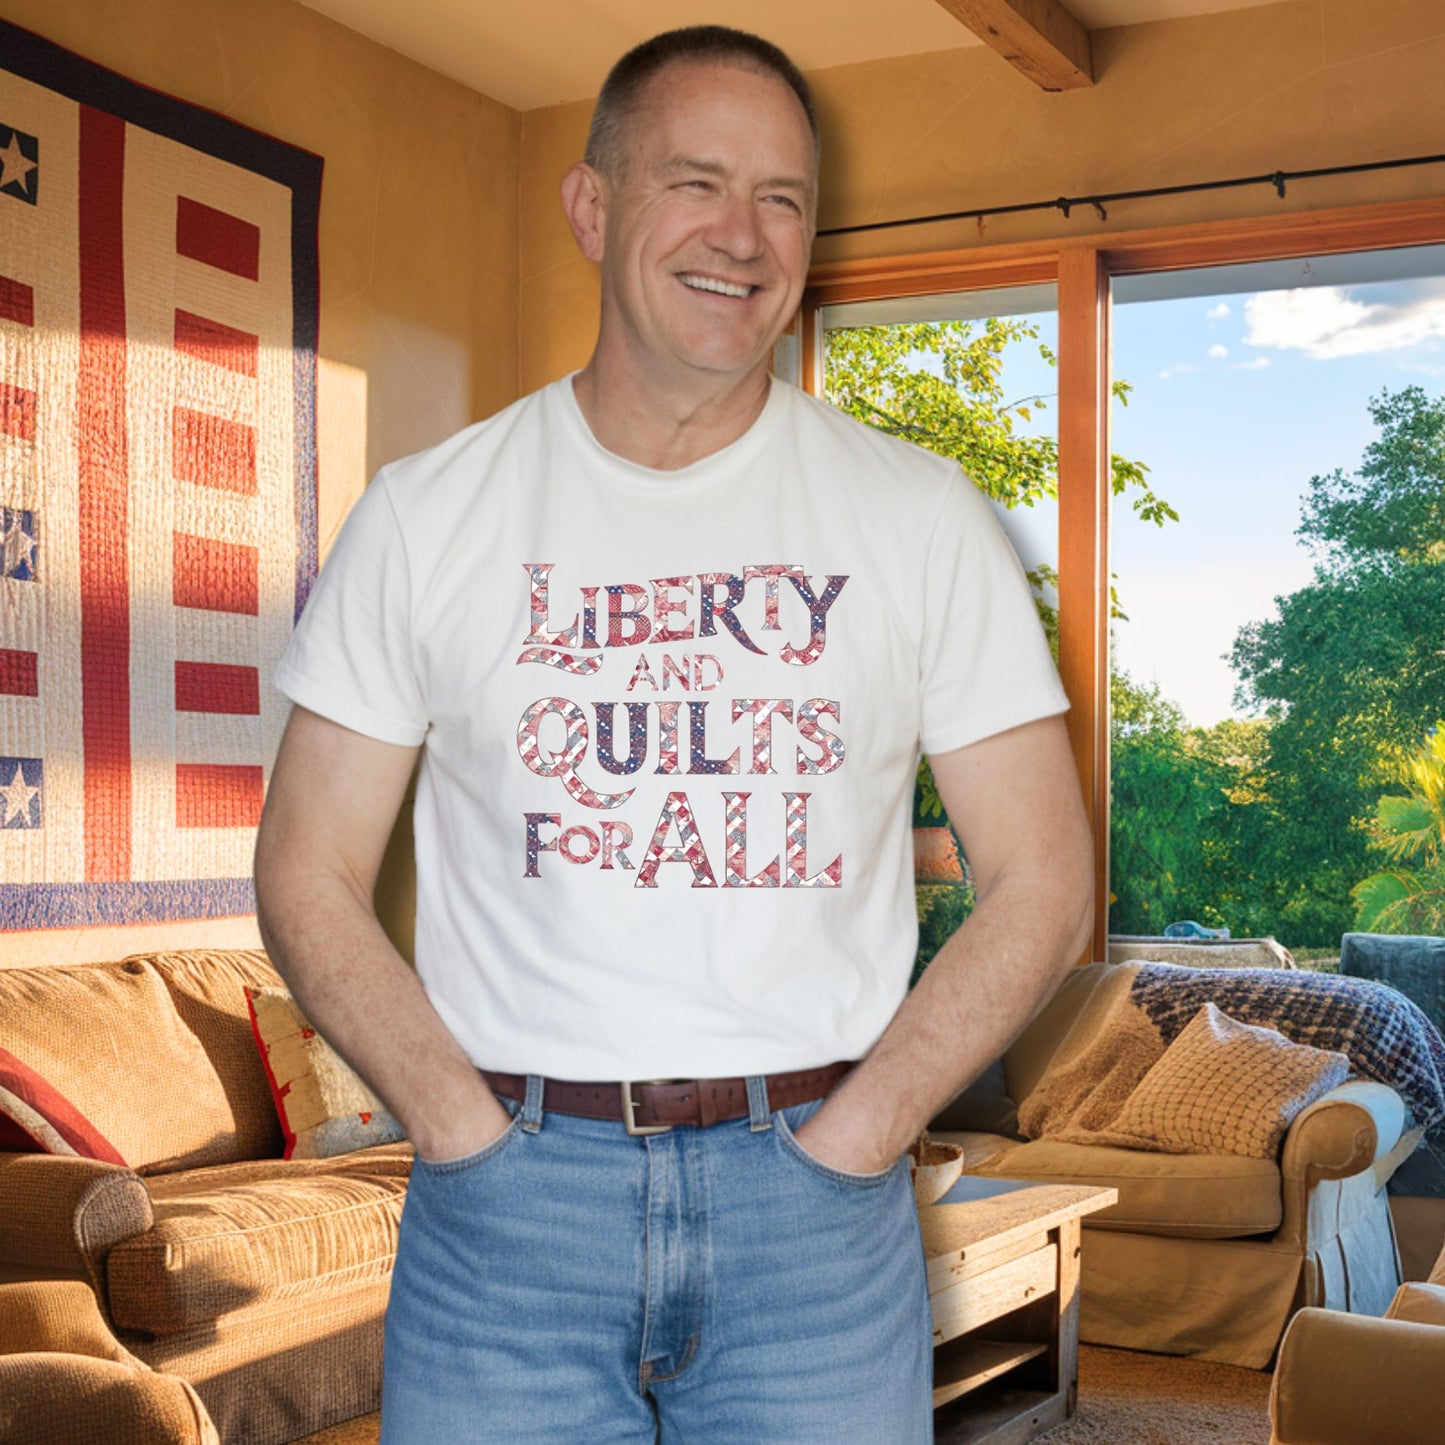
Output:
[0, 21, 321, 928]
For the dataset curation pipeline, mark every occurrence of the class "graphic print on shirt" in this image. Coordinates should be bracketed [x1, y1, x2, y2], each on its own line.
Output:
[514, 564, 847, 889]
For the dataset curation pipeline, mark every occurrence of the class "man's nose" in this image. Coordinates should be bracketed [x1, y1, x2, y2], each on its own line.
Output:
[704, 194, 765, 260]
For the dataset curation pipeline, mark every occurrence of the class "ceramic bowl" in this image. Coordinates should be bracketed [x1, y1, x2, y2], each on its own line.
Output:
[908, 1137, 965, 1207]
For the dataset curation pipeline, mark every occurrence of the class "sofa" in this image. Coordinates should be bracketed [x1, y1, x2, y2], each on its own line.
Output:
[933, 960, 1418, 1369]
[0, 948, 411, 1444]
[1269, 1228, 1445, 1444]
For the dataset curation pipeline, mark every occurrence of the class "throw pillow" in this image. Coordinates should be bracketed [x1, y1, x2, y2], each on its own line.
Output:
[0, 1046, 127, 1164]
[1101, 1002, 1350, 1159]
[930, 1059, 1022, 1138]
[245, 987, 407, 1159]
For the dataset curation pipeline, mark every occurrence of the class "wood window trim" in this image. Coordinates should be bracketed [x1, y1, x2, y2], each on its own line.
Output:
[800, 195, 1445, 962]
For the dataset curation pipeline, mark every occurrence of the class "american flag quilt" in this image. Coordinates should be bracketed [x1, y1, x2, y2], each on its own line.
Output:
[0, 21, 320, 927]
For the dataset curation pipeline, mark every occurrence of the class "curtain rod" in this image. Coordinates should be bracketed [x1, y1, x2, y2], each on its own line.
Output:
[815, 152, 1445, 239]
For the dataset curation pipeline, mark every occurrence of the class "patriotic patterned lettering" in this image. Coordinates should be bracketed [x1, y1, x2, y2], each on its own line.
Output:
[779, 573, 849, 666]
[723, 791, 780, 888]
[512, 561, 851, 892]
[606, 583, 650, 648]
[731, 698, 793, 775]
[688, 700, 740, 775]
[637, 790, 717, 889]
[796, 699, 846, 776]
[594, 701, 648, 775]
[696, 573, 764, 654]
[784, 792, 843, 888]
[516, 696, 632, 810]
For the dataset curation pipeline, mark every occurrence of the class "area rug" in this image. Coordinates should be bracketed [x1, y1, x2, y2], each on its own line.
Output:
[1039, 1344, 1272, 1444]
[0, 19, 320, 928]
[293, 1345, 1274, 1444]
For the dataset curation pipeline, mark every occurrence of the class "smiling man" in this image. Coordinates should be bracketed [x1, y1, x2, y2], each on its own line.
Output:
[255, 25, 1092, 1445]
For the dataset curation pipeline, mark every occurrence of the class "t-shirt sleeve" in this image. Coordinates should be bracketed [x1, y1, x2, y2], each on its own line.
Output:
[918, 469, 1070, 756]
[273, 470, 428, 746]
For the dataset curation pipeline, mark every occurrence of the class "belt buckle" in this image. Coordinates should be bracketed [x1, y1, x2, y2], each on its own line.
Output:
[621, 1080, 679, 1136]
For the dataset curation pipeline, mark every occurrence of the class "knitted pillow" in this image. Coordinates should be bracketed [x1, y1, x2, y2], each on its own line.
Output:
[245, 987, 406, 1159]
[1103, 1002, 1350, 1159]
[0, 1046, 127, 1164]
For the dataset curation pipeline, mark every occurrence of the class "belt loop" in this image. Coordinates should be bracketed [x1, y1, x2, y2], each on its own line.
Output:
[746, 1074, 772, 1132]
[520, 1074, 545, 1134]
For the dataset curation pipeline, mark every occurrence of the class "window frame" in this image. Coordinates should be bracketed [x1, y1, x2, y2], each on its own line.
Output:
[799, 196, 1445, 961]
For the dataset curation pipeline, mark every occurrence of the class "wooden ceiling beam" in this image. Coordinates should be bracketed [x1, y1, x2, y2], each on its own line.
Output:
[934, 0, 1094, 91]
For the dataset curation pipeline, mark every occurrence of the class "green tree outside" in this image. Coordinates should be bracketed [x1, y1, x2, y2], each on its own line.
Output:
[1231, 386, 1445, 944]
[1353, 725, 1445, 935]
[825, 320, 1445, 952]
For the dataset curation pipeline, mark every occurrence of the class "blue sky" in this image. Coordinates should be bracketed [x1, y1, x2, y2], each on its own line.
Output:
[962, 250, 1445, 727]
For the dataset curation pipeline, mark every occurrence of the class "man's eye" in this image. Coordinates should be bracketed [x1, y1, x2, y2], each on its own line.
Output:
[764, 194, 801, 212]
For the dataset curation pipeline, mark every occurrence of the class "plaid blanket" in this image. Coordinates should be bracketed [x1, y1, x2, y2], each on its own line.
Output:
[1132, 963, 1445, 1170]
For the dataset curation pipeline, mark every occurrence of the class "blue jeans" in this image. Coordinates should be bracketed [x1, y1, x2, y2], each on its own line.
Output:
[380, 1082, 933, 1443]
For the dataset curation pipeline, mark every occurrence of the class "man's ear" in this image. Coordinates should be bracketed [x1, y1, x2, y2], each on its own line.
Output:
[562, 161, 607, 264]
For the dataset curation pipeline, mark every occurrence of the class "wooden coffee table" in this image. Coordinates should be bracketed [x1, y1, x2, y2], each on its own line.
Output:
[922, 1176, 1118, 1444]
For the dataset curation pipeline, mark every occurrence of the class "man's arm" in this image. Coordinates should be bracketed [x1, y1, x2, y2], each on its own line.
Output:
[791, 713, 1093, 1174]
[254, 705, 510, 1162]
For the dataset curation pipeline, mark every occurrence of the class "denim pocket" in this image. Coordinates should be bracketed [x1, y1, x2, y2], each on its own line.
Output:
[773, 1101, 901, 1190]
[415, 1115, 523, 1177]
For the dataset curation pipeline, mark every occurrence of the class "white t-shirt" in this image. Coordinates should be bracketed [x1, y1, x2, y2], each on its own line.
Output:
[275, 376, 1068, 1079]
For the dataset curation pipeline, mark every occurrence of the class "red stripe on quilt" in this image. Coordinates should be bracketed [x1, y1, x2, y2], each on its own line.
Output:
[175, 764, 264, 829]
[0, 382, 35, 440]
[172, 406, 257, 494]
[0, 649, 38, 696]
[174, 308, 258, 377]
[173, 532, 260, 615]
[175, 660, 260, 715]
[78, 106, 131, 884]
[175, 196, 260, 281]
[0, 275, 34, 327]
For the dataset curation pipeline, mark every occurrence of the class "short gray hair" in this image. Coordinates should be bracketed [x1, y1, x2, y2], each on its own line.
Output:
[585, 26, 818, 180]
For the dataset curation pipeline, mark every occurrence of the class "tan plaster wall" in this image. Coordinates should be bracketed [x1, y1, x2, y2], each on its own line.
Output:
[517, 0, 1445, 392]
[0, 0, 516, 964]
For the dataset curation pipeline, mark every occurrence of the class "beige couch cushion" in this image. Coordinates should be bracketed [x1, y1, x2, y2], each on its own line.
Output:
[147, 950, 287, 1163]
[107, 1145, 411, 1334]
[1096, 1003, 1351, 1159]
[1003, 961, 1114, 1105]
[973, 1138, 1283, 1237]
[0, 961, 236, 1174]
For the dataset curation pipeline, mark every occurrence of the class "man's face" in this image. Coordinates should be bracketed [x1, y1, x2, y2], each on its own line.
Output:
[594, 61, 818, 391]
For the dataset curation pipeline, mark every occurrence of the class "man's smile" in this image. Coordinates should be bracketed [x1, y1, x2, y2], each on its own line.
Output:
[677, 272, 758, 299]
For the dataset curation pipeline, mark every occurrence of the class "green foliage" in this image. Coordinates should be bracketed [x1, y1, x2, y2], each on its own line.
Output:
[1109, 670, 1235, 934]
[1300, 386, 1445, 573]
[824, 319, 1173, 522]
[912, 881, 976, 986]
[1231, 387, 1445, 944]
[914, 757, 945, 824]
[1353, 726, 1445, 935]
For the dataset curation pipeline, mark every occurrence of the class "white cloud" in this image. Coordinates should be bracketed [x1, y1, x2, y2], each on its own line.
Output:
[1158, 363, 1201, 379]
[1208, 344, 1228, 359]
[1236, 356, 1270, 370]
[1243, 281, 1445, 359]
[1207, 302, 1231, 320]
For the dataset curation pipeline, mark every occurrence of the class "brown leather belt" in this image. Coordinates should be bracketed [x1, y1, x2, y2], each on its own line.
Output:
[480, 1062, 854, 1136]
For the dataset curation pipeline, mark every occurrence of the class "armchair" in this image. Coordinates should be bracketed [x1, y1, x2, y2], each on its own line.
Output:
[1269, 1232, 1445, 1444]
[935, 962, 1417, 1367]
[0, 1280, 218, 1445]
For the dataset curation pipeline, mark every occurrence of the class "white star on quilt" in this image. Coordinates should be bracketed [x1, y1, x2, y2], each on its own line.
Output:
[2, 515, 34, 576]
[0, 134, 35, 194]
[0, 764, 38, 827]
